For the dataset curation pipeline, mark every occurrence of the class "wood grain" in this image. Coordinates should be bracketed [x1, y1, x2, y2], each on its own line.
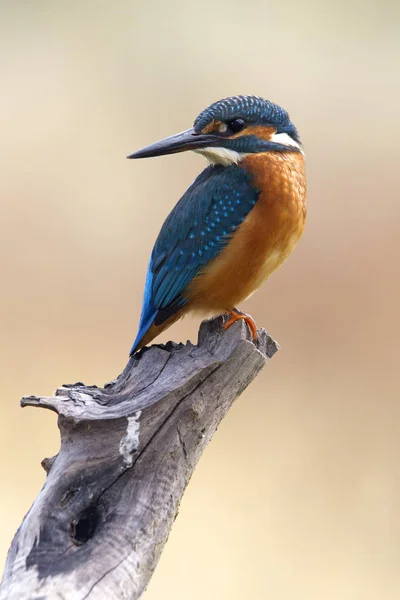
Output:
[0, 316, 278, 600]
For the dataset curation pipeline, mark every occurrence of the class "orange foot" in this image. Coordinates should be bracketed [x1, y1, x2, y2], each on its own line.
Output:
[223, 308, 258, 341]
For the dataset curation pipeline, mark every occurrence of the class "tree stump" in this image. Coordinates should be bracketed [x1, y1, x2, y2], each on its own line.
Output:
[0, 316, 278, 600]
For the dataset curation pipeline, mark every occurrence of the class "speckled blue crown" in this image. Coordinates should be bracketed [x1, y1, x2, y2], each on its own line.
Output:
[194, 95, 290, 132]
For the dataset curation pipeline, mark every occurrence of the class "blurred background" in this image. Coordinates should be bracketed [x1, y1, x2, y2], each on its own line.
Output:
[0, 1, 399, 598]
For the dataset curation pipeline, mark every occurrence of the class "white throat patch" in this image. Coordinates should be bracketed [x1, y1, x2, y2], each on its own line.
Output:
[194, 147, 248, 166]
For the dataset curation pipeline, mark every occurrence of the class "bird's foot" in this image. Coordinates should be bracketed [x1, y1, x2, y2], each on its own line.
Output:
[223, 308, 258, 341]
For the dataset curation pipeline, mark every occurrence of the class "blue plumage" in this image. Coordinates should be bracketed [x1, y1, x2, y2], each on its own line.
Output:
[130, 164, 259, 354]
[130, 261, 157, 353]
[128, 94, 304, 354]
[194, 95, 300, 143]
[194, 96, 288, 131]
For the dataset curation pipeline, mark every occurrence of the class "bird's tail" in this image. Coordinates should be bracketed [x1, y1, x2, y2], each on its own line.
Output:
[129, 313, 156, 355]
[129, 311, 184, 355]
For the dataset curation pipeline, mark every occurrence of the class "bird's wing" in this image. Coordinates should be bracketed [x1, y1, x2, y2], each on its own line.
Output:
[131, 164, 259, 353]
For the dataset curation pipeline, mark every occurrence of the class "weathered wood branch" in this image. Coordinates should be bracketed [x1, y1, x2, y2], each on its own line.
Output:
[0, 316, 278, 600]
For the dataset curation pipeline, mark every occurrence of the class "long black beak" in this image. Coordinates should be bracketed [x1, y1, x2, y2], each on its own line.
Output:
[127, 127, 220, 159]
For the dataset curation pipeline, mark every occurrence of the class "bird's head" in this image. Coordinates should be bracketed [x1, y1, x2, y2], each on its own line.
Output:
[128, 95, 303, 166]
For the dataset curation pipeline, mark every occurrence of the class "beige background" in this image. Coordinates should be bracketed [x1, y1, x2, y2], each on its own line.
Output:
[1, 1, 399, 598]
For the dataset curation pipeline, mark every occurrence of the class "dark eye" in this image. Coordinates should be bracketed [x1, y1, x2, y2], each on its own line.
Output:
[227, 118, 246, 133]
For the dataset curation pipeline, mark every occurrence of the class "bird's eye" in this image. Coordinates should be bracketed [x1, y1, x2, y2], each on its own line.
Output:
[227, 118, 246, 134]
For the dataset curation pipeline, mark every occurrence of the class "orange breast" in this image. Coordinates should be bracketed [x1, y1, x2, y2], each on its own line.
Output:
[185, 151, 307, 313]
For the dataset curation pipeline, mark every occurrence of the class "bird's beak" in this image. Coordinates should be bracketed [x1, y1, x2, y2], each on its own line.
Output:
[127, 127, 220, 159]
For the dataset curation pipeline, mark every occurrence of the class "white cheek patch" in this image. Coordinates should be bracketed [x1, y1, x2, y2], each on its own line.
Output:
[194, 147, 248, 166]
[271, 132, 304, 155]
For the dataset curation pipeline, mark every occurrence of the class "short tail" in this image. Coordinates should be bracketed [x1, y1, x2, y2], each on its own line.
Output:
[129, 312, 156, 355]
[129, 311, 184, 355]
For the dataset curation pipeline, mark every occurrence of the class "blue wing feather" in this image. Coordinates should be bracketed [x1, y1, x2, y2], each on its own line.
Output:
[130, 259, 157, 353]
[130, 164, 259, 354]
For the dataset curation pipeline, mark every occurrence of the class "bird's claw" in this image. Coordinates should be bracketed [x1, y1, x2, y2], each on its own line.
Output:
[223, 309, 258, 341]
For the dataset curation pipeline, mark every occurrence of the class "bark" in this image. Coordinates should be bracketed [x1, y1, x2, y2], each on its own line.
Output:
[0, 316, 278, 600]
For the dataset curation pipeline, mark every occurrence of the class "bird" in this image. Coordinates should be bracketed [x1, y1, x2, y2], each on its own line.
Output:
[128, 95, 306, 355]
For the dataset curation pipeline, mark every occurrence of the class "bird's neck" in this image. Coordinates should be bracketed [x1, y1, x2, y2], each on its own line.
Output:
[195, 146, 247, 166]
[241, 151, 307, 210]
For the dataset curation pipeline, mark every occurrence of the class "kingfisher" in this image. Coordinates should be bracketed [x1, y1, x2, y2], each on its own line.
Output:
[128, 95, 306, 355]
